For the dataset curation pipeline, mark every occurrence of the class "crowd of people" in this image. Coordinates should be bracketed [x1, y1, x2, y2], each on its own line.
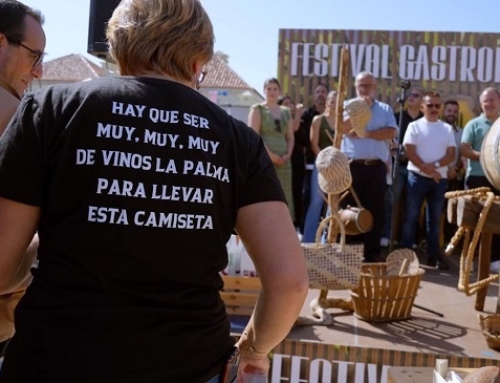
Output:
[250, 73, 500, 271]
[0, 0, 309, 382]
[2, 0, 500, 381]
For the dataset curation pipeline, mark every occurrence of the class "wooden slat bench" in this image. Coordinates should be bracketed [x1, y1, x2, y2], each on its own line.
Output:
[220, 275, 261, 316]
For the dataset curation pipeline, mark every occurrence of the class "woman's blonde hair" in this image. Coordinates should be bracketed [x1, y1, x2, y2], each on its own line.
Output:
[106, 0, 214, 81]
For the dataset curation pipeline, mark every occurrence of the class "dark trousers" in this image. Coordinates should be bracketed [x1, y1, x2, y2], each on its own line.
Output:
[301, 168, 313, 233]
[291, 151, 305, 230]
[342, 161, 387, 261]
[465, 176, 500, 261]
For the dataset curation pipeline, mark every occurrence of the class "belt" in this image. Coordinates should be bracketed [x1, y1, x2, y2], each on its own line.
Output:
[350, 159, 383, 166]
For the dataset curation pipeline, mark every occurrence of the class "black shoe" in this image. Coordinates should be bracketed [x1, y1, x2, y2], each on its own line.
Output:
[427, 257, 449, 270]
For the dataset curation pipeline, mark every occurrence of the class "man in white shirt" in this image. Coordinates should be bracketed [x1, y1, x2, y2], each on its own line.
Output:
[401, 91, 456, 269]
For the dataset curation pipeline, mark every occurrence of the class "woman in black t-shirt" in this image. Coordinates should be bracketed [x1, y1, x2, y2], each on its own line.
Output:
[0, 1, 308, 382]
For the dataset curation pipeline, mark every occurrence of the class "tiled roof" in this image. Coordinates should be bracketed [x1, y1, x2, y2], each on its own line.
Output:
[41, 53, 252, 90]
[41, 54, 108, 82]
[202, 55, 251, 89]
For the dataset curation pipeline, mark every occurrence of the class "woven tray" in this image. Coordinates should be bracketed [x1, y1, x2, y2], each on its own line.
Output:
[478, 314, 500, 350]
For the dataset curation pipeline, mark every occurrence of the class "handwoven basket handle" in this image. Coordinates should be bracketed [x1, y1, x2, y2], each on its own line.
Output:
[349, 186, 364, 208]
[460, 191, 499, 295]
[315, 213, 346, 251]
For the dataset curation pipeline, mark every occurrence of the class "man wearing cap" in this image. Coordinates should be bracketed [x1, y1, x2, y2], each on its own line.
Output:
[0, 0, 45, 354]
[341, 71, 398, 262]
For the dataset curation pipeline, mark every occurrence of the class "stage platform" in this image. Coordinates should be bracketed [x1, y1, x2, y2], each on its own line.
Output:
[230, 251, 500, 368]
[291, 264, 500, 361]
[229, 252, 500, 382]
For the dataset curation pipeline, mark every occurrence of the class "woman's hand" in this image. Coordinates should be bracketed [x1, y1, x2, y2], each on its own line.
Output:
[281, 153, 291, 163]
[235, 340, 270, 382]
[272, 153, 285, 166]
[237, 354, 269, 382]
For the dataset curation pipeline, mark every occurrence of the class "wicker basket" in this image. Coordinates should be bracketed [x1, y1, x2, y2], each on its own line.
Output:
[478, 314, 500, 350]
[349, 263, 425, 322]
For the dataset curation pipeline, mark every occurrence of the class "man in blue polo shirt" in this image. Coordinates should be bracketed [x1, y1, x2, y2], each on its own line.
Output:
[461, 87, 500, 272]
[341, 71, 398, 262]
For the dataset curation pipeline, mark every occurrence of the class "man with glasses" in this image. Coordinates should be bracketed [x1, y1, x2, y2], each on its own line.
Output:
[0, 0, 45, 134]
[380, 87, 424, 247]
[461, 87, 500, 272]
[0, 0, 45, 355]
[401, 91, 456, 269]
[341, 71, 398, 263]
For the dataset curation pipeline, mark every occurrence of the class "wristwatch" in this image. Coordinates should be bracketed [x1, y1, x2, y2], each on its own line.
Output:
[434, 161, 440, 168]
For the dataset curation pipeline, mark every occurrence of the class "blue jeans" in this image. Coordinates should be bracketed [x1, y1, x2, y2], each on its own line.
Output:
[302, 166, 326, 242]
[401, 171, 448, 258]
[382, 165, 408, 239]
[206, 374, 220, 383]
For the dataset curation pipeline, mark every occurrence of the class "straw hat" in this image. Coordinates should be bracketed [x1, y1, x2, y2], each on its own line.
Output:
[316, 146, 352, 194]
[345, 99, 372, 138]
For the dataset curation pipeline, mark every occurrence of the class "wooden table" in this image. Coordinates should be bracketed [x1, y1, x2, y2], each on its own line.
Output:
[388, 367, 500, 383]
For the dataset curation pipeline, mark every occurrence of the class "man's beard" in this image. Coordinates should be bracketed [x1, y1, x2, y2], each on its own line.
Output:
[445, 116, 456, 125]
[315, 96, 325, 105]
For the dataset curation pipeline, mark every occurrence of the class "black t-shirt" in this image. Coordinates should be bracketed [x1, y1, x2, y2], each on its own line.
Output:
[395, 109, 424, 164]
[394, 109, 424, 145]
[300, 106, 321, 165]
[0, 77, 285, 383]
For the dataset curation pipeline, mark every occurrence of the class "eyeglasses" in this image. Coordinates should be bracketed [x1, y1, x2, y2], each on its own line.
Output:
[356, 83, 375, 88]
[195, 70, 207, 90]
[274, 119, 282, 133]
[409, 93, 421, 98]
[425, 103, 441, 109]
[14, 41, 44, 68]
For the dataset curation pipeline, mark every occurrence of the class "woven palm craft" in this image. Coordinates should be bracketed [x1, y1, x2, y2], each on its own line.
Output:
[463, 365, 499, 383]
[478, 314, 500, 351]
[386, 248, 420, 276]
[445, 187, 499, 296]
[316, 146, 352, 194]
[302, 214, 363, 290]
[344, 99, 371, 138]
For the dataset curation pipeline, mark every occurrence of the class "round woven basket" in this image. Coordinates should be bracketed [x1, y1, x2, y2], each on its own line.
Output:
[478, 314, 500, 350]
[463, 366, 499, 383]
[316, 146, 352, 194]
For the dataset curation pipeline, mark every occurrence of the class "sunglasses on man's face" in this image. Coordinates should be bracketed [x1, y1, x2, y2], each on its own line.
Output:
[274, 119, 282, 133]
[409, 93, 421, 98]
[425, 103, 441, 109]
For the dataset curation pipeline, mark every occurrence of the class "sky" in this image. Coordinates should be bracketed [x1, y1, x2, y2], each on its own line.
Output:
[21, 0, 500, 92]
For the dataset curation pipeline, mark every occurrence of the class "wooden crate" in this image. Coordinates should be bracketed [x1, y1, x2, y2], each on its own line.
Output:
[220, 275, 261, 316]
